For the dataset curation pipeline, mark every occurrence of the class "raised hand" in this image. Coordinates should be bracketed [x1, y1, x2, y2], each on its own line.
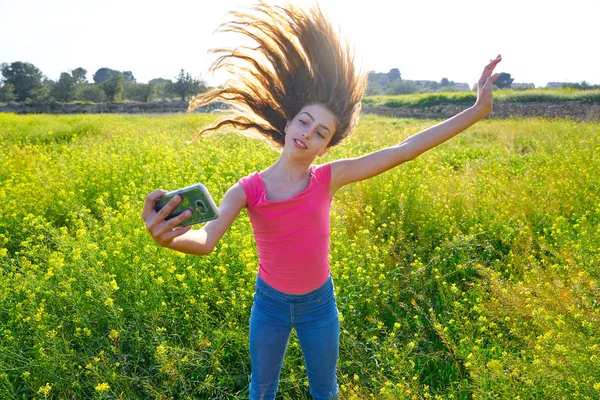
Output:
[475, 54, 502, 116]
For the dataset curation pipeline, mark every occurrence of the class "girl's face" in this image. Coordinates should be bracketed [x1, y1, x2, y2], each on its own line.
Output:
[284, 103, 337, 159]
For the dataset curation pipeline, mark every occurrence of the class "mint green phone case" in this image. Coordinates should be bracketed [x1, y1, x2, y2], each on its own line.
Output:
[154, 184, 219, 227]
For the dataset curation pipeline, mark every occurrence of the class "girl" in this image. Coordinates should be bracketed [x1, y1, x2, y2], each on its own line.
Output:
[142, 2, 501, 399]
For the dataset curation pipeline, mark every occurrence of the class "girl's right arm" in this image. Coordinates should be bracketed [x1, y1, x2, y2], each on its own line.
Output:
[141, 182, 247, 256]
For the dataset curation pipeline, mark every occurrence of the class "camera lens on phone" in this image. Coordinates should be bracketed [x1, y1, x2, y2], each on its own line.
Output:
[196, 200, 208, 214]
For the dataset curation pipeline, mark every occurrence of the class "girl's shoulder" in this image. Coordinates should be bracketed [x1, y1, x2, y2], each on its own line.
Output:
[238, 171, 262, 208]
[311, 162, 332, 186]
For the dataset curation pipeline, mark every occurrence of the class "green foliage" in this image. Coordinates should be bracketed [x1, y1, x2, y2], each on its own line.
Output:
[124, 82, 155, 102]
[387, 80, 419, 95]
[71, 67, 88, 84]
[79, 84, 107, 103]
[496, 72, 514, 89]
[0, 114, 599, 399]
[53, 72, 77, 102]
[148, 79, 174, 101]
[0, 82, 16, 102]
[170, 69, 207, 101]
[92, 67, 121, 84]
[122, 71, 136, 83]
[367, 69, 468, 96]
[0, 61, 45, 102]
[102, 75, 125, 102]
[388, 68, 401, 82]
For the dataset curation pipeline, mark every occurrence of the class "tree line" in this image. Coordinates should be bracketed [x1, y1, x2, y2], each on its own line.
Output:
[366, 68, 519, 95]
[0, 62, 208, 104]
[2, 61, 597, 104]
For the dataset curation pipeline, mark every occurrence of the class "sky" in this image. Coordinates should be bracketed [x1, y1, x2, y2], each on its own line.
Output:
[2, 0, 599, 88]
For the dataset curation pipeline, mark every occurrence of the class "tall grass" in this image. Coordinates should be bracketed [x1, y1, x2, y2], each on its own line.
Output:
[0, 112, 598, 399]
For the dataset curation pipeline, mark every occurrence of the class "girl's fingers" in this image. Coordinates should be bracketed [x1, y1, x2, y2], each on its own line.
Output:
[483, 73, 499, 88]
[145, 195, 181, 235]
[153, 208, 192, 240]
[167, 209, 192, 230]
[156, 195, 182, 221]
[479, 55, 502, 81]
[484, 55, 502, 68]
[141, 189, 167, 220]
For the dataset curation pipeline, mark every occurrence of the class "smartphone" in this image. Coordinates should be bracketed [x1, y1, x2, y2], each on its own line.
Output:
[154, 184, 219, 227]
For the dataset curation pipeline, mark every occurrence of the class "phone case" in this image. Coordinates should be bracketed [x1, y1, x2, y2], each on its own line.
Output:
[154, 184, 219, 227]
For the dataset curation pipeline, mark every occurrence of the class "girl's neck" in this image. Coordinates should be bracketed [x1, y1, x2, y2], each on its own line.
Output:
[263, 152, 313, 182]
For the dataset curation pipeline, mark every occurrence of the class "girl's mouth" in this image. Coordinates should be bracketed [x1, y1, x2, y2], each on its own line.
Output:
[294, 138, 307, 149]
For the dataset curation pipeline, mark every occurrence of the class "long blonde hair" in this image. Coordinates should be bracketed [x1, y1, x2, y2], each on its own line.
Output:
[188, 1, 367, 148]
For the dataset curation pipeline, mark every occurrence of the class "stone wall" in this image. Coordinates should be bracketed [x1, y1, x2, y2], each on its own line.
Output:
[0, 101, 225, 114]
[1, 100, 599, 121]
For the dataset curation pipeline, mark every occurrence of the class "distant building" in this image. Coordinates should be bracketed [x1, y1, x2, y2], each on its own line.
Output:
[454, 83, 470, 91]
[512, 83, 536, 89]
[546, 82, 578, 89]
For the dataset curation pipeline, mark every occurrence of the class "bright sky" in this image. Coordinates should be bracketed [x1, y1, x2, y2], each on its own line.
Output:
[2, 0, 599, 88]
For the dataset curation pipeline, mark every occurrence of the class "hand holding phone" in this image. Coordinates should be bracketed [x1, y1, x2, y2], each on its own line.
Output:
[142, 184, 219, 247]
[153, 184, 219, 227]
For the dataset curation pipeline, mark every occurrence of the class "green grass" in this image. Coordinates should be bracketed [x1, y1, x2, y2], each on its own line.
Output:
[363, 88, 600, 108]
[0, 112, 599, 399]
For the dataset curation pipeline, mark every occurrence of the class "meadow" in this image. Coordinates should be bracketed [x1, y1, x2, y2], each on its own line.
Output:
[0, 111, 598, 399]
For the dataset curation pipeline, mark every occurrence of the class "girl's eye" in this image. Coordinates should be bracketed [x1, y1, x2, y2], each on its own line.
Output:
[317, 132, 325, 138]
[299, 119, 307, 125]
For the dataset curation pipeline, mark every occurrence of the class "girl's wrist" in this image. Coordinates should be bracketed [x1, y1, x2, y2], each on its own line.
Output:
[471, 101, 492, 119]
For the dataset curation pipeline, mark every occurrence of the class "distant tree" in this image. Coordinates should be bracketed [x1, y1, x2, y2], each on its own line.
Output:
[80, 84, 106, 102]
[149, 78, 168, 85]
[367, 71, 391, 95]
[102, 74, 125, 101]
[495, 72, 514, 89]
[124, 82, 154, 102]
[387, 80, 418, 95]
[71, 67, 88, 84]
[440, 77, 450, 87]
[123, 71, 136, 83]
[0, 61, 45, 102]
[0, 82, 16, 102]
[53, 72, 76, 102]
[149, 78, 173, 100]
[36, 78, 57, 102]
[93, 68, 121, 84]
[387, 68, 401, 82]
[368, 72, 389, 86]
[365, 81, 384, 96]
[562, 81, 600, 90]
[170, 69, 207, 101]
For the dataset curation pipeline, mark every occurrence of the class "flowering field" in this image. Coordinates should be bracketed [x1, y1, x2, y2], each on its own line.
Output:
[0, 112, 599, 399]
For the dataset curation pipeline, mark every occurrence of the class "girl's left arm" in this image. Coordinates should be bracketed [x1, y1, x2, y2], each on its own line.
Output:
[330, 55, 502, 193]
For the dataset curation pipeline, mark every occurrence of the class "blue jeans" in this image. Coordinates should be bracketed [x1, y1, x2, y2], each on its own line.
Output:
[249, 274, 340, 400]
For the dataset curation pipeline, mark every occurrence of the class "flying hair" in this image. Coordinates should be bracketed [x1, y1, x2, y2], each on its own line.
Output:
[187, 1, 368, 148]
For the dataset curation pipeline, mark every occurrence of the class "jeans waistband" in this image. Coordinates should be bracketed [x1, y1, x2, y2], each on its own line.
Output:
[255, 274, 333, 303]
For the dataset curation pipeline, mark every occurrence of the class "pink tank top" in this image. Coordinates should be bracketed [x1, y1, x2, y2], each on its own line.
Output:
[239, 163, 333, 294]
